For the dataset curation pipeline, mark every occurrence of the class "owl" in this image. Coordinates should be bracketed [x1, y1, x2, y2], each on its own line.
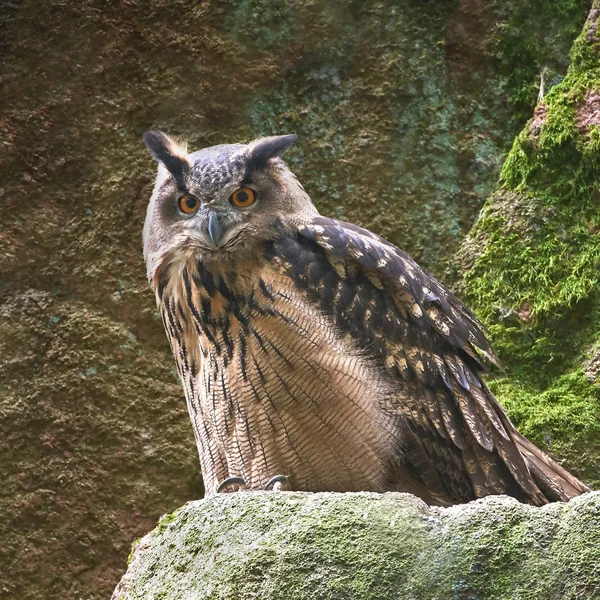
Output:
[142, 130, 588, 505]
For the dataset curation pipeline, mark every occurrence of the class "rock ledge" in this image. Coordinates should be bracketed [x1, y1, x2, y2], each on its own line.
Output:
[113, 491, 599, 600]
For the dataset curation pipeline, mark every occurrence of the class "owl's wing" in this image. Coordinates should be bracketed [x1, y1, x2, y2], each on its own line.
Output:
[267, 216, 587, 504]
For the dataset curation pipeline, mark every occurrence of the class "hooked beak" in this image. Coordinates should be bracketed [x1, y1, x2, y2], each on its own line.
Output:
[206, 210, 224, 248]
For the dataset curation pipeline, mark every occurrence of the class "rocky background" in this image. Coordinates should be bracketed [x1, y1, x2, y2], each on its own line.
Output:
[0, 1, 597, 599]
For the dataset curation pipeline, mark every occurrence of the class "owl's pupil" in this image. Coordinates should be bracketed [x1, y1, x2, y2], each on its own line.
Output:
[186, 197, 196, 209]
[238, 191, 248, 203]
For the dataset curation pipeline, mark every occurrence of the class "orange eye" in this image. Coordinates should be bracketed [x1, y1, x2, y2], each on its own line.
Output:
[230, 188, 256, 208]
[178, 194, 200, 214]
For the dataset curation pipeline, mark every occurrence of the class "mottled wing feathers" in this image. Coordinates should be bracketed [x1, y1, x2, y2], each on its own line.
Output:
[267, 216, 562, 504]
[301, 218, 498, 365]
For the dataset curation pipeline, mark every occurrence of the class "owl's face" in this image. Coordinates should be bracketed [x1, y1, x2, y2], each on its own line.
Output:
[142, 131, 317, 280]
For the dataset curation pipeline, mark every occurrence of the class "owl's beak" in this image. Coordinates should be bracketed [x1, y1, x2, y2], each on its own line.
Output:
[207, 211, 223, 248]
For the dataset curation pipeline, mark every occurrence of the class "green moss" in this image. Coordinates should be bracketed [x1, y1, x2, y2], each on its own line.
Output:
[128, 537, 143, 567]
[463, 192, 600, 329]
[114, 492, 600, 600]
[489, 372, 600, 489]
[460, 3, 600, 487]
[500, 86, 600, 198]
[156, 510, 180, 534]
[465, 6, 600, 329]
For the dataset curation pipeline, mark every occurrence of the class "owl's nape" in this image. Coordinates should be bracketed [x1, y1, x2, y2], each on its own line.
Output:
[142, 132, 589, 506]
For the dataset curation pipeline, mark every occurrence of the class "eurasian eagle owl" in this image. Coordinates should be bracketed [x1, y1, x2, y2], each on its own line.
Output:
[142, 130, 588, 505]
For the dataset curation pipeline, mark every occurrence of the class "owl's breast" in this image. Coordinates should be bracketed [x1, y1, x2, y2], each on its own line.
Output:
[169, 261, 403, 494]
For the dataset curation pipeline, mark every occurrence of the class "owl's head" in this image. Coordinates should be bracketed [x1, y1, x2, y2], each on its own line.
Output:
[142, 130, 317, 281]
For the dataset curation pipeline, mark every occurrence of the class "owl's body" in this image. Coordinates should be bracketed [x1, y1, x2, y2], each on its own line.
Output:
[159, 252, 400, 497]
[143, 131, 589, 505]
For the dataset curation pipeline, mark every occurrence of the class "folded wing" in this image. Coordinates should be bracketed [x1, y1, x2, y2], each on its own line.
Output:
[267, 216, 589, 504]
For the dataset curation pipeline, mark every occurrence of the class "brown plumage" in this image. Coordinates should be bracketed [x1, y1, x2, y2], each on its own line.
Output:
[142, 130, 589, 505]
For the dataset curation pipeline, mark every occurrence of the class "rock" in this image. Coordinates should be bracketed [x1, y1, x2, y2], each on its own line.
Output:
[113, 491, 600, 600]
[455, 1, 600, 491]
[0, 1, 595, 598]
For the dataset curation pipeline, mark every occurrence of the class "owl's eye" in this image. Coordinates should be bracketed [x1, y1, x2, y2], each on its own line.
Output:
[178, 194, 200, 214]
[230, 188, 256, 208]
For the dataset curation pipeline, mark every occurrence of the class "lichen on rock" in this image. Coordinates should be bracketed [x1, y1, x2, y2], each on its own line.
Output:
[113, 491, 600, 600]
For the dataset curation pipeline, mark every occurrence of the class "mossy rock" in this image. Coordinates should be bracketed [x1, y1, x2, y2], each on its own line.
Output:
[1, 1, 595, 598]
[113, 491, 600, 600]
[457, 2, 600, 490]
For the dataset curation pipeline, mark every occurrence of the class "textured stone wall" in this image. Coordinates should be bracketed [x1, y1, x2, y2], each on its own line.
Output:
[0, 1, 593, 598]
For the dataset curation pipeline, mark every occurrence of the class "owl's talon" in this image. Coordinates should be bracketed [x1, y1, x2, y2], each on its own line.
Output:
[264, 475, 289, 491]
[216, 476, 247, 493]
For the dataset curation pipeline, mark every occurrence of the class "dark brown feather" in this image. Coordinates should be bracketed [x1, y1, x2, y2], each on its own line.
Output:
[275, 216, 590, 504]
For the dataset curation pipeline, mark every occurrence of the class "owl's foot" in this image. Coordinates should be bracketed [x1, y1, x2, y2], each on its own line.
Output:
[216, 474, 290, 493]
[216, 476, 247, 494]
[264, 475, 290, 491]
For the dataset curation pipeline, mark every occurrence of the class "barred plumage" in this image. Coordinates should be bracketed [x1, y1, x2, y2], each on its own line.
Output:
[142, 130, 589, 505]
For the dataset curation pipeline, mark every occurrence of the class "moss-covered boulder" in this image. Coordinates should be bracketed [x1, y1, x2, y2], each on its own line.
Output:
[457, 1, 600, 490]
[112, 491, 600, 600]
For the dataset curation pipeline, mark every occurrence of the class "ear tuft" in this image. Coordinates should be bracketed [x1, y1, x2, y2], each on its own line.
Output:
[248, 134, 297, 169]
[143, 130, 189, 187]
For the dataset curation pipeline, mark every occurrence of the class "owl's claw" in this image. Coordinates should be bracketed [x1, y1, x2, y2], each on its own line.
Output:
[264, 474, 289, 491]
[216, 476, 247, 493]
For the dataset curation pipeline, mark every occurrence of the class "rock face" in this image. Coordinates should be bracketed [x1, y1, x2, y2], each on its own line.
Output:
[0, 1, 597, 598]
[456, 1, 600, 490]
[113, 491, 600, 600]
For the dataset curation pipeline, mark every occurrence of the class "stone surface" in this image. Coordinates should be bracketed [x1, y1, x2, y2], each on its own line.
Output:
[456, 0, 600, 490]
[113, 491, 600, 600]
[0, 1, 594, 598]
